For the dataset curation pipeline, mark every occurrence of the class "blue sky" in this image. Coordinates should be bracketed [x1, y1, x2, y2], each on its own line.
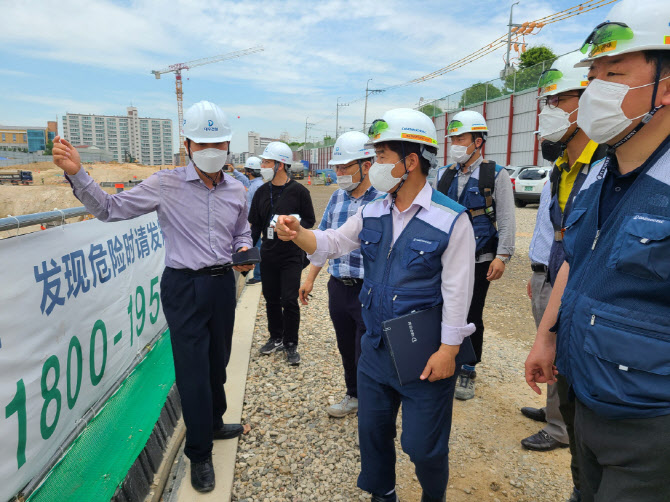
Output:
[1, 0, 615, 154]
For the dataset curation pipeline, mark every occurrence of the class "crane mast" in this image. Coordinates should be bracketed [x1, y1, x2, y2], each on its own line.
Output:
[151, 46, 264, 166]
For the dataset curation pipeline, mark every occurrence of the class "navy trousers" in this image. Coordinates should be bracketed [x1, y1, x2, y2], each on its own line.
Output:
[327, 277, 365, 398]
[357, 334, 457, 499]
[160, 266, 236, 462]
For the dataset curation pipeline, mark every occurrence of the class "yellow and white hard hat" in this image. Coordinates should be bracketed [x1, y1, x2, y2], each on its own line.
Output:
[576, 0, 670, 68]
[538, 51, 589, 98]
[446, 110, 488, 138]
[367, 108, 438, 147]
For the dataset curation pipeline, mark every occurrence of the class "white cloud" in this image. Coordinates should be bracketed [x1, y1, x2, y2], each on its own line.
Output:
[1, 0, 614, 152]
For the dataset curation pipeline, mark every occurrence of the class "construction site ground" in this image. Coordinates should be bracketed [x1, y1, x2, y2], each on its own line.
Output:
[2, 162, 572, 501]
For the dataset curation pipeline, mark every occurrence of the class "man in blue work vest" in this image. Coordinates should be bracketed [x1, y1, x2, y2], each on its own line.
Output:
[434, 110, 515, 400]
[521, 51, 609, 502]
[276, 108, 476, 502]
[526, 1, 670, 500]
[299, 131, 381, 418]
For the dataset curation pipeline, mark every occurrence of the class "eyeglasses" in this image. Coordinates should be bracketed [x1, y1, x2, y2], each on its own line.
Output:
[539, 93, 581, 109]
[580, 21, 634, 57]
[368, 119, 389, 139]
[334, 161, 360, 173]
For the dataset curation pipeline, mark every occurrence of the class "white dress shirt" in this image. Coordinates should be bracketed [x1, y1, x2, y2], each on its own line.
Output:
[309, 181, 476, 346]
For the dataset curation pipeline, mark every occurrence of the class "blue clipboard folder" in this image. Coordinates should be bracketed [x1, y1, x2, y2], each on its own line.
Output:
[382, 304, 476, 386]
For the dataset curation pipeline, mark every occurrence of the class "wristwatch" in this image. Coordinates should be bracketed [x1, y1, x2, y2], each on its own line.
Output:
[495, 255, 511, 265]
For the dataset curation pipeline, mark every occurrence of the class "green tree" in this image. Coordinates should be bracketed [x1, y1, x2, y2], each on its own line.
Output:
[505, 45, 557, 92]
[458, 82, 503, 107]
[44, 139, 53, 155]
[419, 104, 443, 117]
[288, 141, 304, 149]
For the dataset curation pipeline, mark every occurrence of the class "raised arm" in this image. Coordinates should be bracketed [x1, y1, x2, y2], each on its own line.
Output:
[53, 137, 160, 222]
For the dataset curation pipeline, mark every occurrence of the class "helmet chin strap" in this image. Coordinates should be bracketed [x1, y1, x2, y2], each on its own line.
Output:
[609, 54, 665, 153]
[389, 143, 409, 212]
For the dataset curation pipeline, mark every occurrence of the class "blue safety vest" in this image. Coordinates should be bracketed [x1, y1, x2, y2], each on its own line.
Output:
[556, 142, 670, 419]
[437, 162, 504, 257]
[357, 190, 466, 348]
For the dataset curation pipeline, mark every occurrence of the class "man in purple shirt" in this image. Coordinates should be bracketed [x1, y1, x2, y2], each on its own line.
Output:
[52, 101, 253, 493]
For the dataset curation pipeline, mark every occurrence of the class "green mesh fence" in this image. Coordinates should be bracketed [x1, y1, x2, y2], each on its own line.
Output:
[27, 331, 175, 502]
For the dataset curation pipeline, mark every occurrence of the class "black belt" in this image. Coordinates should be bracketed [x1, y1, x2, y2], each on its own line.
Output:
[333, 276, 364, 286]
[531, 263, 548, 273]
[171, 264, 233, 277]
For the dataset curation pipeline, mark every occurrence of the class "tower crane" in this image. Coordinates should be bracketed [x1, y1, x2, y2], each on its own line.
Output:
[152, 46, 264, 166]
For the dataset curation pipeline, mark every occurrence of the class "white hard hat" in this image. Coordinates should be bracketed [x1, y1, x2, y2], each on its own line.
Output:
[244, 156, 261, 170]
[538, 51, 589, 98]
[447, 110, 488, 138]
[182, 101, 233, 143]
[329, 131, 375, 165]
[368, 108, 438, 147]
[260, 141, 292, 166]
[576, 0, 670, 68]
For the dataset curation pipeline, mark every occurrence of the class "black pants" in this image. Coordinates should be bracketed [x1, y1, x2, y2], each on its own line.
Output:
[557, 374, 580, 490]
[575, 400, 670, 502]
[160, 267, 236, 462]
[327, 277, 366, 398]
[467, 261, 492, 365]
[261, 256, 302, 345]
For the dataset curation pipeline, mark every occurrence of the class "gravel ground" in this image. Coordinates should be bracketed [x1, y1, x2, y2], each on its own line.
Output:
[232, 185, 573, 502]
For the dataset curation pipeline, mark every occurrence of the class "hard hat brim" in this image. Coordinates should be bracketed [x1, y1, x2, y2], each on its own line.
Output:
[183, 133, 233, 143]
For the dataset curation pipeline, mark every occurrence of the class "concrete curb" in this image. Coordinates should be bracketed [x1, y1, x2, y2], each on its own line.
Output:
[172, 282, 262, 502]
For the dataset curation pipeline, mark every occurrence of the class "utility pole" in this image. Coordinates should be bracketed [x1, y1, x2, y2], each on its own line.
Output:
[363, 79, 385, 132]
[336, 98, 340, 140]
[336, 98, 349, 139]
[502, 2, 521, 78]
[304, 117, 314, 146]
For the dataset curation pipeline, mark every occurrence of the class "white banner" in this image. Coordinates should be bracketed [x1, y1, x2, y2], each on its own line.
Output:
[0, 213, 167, 501]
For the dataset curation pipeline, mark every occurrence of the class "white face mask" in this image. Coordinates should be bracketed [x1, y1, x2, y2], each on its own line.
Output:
[577, 77, 670, 145]
[539, 105, 577, 142]
[191, 148, 228, 173]
[369, 159, 405, 193]
[450, 143, 474, 164]
[336, 175, 360, 192]
[260, 167, 275, 182]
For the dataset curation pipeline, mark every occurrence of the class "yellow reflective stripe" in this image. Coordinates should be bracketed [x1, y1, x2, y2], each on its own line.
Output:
[400, 132, 438, 145]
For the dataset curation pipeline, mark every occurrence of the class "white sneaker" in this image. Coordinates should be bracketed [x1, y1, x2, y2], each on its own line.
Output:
[327, 395, 358, 417]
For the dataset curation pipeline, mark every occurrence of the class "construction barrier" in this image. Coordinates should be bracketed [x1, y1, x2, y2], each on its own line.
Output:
[0, 213, 168, 500]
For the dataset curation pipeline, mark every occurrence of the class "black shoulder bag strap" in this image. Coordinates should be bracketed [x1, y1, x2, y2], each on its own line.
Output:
[470, 160, 497, 223]
[436, 165, 458, 196]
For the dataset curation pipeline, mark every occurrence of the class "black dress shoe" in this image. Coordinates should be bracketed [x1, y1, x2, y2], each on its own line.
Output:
[371, 491, 399, 501]
[190, 455, 215, 492]
[567, 487, 581, 502]
[421, 492, 446, 502]
[520, 406, 547, 422]
[212, 423, 244, 440]
[521, 430, 568, 451]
